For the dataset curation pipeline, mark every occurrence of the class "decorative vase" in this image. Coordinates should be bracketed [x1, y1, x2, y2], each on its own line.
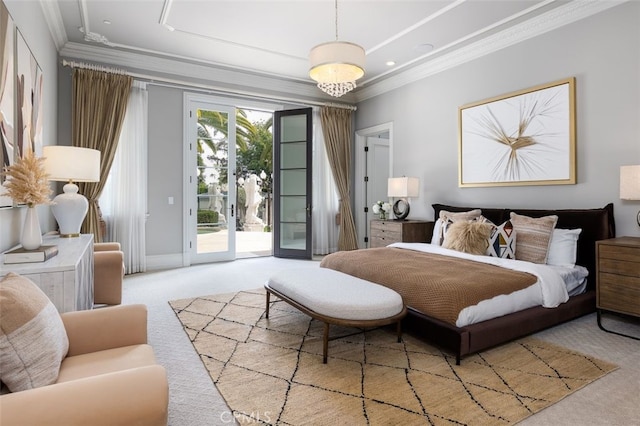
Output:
[379, 211, 387, 220]
[21, 206, 42, 250]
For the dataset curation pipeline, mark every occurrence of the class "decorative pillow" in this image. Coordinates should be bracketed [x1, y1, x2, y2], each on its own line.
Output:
[0, 273, 69, 392]
[547, 228, 582, 267]
[442, 221, 492, 255]
[509, 212, 558, 264]
[431, 209, 483, 246]
[486, 220, 517, 259]
[438, 209, 482, 222]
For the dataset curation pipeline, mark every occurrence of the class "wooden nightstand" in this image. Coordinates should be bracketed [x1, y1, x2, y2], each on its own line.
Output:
[596, 236, 640, 340]
[369, 220, 434, 248]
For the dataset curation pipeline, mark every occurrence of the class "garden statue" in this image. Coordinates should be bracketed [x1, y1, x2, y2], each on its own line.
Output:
[243, 174, 263, 231]
[210, 184, 225, 223]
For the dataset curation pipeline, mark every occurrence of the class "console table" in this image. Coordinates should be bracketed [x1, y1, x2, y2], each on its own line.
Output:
[1, 234, 94, 312]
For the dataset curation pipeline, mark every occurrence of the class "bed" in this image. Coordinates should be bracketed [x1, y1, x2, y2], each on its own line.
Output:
[320, 203, 615, 364]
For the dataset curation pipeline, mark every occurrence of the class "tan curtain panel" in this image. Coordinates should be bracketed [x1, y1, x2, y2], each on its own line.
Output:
[320, 106, 358, 251]
[72, 68, 132, 242]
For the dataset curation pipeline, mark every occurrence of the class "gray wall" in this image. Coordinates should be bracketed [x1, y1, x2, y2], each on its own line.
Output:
[355, 2, 640, 238]
[0, 0, 58, 252]
[146, 85, 184, 256]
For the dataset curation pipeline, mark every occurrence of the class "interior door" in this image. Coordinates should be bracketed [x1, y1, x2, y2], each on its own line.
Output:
[273, 108, 312, 259]
[187, 101, 236, 263]
[366, 136, 390, 223]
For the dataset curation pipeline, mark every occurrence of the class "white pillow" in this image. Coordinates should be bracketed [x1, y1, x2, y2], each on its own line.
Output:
[547, 228, 582, 267]
[431, 219, 443, 245]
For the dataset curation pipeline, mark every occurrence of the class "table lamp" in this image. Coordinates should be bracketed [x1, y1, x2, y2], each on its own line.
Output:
[388, 177, 419, 220]
[620, 165, 640, 227]
[43, 146, 100, 237]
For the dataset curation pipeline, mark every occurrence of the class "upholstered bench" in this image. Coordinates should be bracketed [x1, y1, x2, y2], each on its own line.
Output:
[265, 267, 407, 363]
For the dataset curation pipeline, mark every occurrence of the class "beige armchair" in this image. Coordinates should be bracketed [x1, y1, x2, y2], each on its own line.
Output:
[94, 242, 125, 305]
[0, 304, 168, 425]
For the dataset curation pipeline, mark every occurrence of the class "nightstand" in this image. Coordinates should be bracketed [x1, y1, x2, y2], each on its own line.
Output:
[369, 220, 434, 248]
[596, 236, 640, 340]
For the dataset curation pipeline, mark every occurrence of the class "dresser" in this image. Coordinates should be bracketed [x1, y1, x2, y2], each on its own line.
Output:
[595, 236, 640, 339]
[369, 220, 434, 248]
[1, 234, 94, 312]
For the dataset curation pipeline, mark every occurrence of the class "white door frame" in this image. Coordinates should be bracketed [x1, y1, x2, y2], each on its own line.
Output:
[184, 94, 237, 264]
[354, 122, 393, 248]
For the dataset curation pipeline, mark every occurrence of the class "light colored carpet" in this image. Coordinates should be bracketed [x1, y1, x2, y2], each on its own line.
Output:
[122, 257, 640, 425]
[169, 289, 618, 425]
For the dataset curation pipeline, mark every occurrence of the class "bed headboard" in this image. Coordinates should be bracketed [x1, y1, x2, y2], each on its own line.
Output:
[432, 203, 616, 290]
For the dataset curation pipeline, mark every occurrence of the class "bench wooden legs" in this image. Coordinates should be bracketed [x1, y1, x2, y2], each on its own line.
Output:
[265, 291, 271, 318]
[323, 323, 330, 364]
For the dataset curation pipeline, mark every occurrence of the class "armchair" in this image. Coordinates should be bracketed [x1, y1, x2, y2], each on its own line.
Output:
[94, 242, 125, 305]
[0, 304, 169, 425]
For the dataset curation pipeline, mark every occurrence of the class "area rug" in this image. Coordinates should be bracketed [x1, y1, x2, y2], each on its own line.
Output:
[169, 289, 617, 425]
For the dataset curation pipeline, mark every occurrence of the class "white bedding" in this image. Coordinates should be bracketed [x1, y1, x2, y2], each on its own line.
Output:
[388, 242, 588, 327]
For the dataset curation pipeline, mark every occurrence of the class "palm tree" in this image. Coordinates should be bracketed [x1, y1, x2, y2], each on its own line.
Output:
[196, 108, 257, 187]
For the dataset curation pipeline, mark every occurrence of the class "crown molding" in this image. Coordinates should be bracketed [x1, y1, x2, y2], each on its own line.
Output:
[354, 0, 627, 102]
[39, 0, 67, 50]
[59, 42, 355, 104]
[47, 0, 625, 106]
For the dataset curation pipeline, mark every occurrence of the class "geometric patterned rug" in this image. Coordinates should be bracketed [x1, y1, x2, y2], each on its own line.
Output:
[169, 289, 618, 425]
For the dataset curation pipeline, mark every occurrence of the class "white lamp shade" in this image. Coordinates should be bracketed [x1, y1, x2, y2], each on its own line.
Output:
[388, 177, 420, 198]
[309, 41, 365, 84]
[620, 165, 640, 200]
[43, 146, 100, 182]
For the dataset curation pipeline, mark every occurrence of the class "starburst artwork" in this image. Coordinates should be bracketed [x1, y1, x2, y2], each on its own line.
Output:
[459, 78, 576, 187]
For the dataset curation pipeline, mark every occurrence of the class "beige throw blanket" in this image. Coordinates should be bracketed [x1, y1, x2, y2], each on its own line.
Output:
[320, 247, 537, 325]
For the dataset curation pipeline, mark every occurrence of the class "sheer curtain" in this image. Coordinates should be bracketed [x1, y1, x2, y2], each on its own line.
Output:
[100, 81, 148, 274]
[312, 107, 339, 255]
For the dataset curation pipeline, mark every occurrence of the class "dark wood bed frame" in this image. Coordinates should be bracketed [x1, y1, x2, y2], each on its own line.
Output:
[402, 203, 616, 365]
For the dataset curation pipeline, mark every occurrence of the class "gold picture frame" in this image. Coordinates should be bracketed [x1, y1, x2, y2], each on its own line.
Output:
[458, 77, 576, 187]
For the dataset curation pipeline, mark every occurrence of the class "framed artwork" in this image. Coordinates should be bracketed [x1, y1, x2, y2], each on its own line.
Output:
[1, 0, 15, 208]
[458, 77, 576, 187]
[0, 4, 43, 208]
[16, 28, 43, 158]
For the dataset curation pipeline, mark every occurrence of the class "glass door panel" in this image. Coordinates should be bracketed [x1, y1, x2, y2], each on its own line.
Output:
[188, 100, 236, 263]
[273, 108, 312, 259]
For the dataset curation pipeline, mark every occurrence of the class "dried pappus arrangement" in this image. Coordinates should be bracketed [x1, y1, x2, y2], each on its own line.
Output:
[1, 150, 52, 207]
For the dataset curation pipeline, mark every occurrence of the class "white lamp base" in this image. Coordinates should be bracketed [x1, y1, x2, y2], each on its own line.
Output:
[51, 183, 88, 238]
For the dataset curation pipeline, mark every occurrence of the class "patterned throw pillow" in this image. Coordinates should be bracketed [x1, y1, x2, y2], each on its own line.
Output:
[486, 220, 517, 259]
[442, 221, 493, 255]
[0, 273, 69, 392]
[510, 212, 558, 264]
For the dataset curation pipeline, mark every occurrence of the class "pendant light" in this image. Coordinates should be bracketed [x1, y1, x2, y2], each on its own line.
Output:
[309, 0, 365, 97]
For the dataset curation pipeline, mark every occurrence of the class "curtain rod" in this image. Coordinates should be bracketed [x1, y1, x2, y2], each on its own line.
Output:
[61, 59, 357, 111]
[62, 59, 127, 75]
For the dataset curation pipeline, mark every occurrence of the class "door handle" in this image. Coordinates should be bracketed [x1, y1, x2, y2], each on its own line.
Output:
[231, 204, 235, 217]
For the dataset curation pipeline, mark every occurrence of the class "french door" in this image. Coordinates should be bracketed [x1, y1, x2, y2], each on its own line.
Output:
[185, 97, 236, 263]
[273, 108, 312, 259]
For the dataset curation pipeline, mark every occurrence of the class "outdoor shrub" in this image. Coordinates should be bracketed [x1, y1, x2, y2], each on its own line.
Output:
[197, 210, 219, 224]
